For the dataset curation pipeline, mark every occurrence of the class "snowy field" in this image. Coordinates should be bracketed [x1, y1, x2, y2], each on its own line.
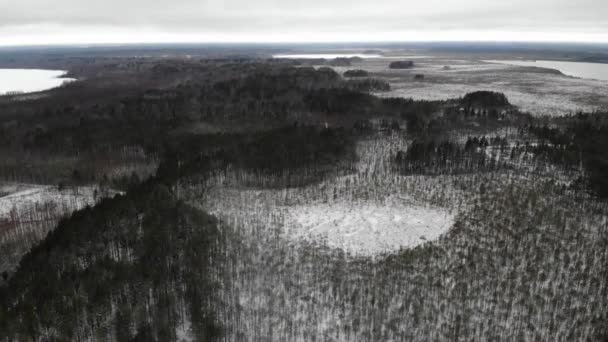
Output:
[202, 183, 457, 257]
[333, 56, 608, 116]
[284, 200, 454, 256]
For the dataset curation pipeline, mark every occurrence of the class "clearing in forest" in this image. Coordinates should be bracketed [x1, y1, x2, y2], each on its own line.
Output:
[284, 200, 454, 256]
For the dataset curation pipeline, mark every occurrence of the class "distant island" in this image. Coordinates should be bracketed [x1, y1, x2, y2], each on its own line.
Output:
[344, 69, 369, 77]
[389, 60, 415, 69]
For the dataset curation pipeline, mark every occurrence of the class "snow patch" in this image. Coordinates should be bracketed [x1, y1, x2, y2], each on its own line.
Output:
[284, 201, 454, 256]
[176, 317, 193, 342]
[0, 184, 98, 219]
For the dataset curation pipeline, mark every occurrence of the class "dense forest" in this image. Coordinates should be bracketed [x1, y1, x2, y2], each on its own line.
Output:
[389, 60, 415, 69]
[1, 55, 607, 341]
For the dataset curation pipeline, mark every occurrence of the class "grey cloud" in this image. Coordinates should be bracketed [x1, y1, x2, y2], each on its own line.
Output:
[0, 0, 606, 43]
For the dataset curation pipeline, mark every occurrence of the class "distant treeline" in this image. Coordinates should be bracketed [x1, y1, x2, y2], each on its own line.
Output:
[389, 61, 415, 69]
[343, 69, 369, 78]
[162, 125, 358, 187]
[461, 91, 510, 108]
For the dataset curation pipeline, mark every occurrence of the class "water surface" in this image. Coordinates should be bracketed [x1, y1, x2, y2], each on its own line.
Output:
[0, 69, 74, 95]
[485, 60, 608, 81]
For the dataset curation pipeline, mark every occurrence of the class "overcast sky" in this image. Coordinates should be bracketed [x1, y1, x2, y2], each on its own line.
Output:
[1, 0, 607, 46]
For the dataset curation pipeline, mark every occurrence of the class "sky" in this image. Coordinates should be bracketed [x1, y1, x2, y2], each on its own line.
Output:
[0, 0, 607, 46]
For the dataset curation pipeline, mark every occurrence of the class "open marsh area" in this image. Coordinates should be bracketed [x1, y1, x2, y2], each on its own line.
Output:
[300, 52, 608, 116]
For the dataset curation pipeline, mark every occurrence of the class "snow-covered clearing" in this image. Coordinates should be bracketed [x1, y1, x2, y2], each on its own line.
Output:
[0, 184, 98, 219]
[284, 200, 454, 256]
[196, 136, 462, 257]
[0, 183, 120, 275]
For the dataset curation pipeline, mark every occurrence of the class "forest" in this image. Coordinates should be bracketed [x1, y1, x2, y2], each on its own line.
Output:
[0, 55, 607, 341]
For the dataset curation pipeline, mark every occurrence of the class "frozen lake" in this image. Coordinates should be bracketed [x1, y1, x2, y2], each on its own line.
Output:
[0, 69, 74, 95]
[485, 60, 608, 82]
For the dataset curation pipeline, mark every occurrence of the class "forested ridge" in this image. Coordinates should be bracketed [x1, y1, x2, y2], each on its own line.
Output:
[1, 56, 607, 341]
[1, 181, 225, 340]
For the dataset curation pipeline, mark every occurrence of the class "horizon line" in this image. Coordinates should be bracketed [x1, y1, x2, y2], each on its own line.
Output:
[2, 40, 608, 49]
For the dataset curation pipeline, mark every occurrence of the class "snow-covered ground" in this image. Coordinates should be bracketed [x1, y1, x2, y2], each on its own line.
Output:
[0, 183, 120, 247]
[284, 199, 454, 256]
[0, 184, 99, 220]
[0, 183, 119, 275]
[175, 318, 193, 342]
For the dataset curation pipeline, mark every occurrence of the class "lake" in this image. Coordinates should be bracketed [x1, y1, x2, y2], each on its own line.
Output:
[0, 69, 74, 95]
[485, 60, 608, 82]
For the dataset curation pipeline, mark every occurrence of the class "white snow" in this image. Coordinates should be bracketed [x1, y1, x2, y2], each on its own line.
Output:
[284, 200, 454, 256]
[484, 60, 608, 82]
[0, 183, 120, 246]
[0, 184, 98, 219]
[0, 69, 74, 95]
[175, 318, 193, 342]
